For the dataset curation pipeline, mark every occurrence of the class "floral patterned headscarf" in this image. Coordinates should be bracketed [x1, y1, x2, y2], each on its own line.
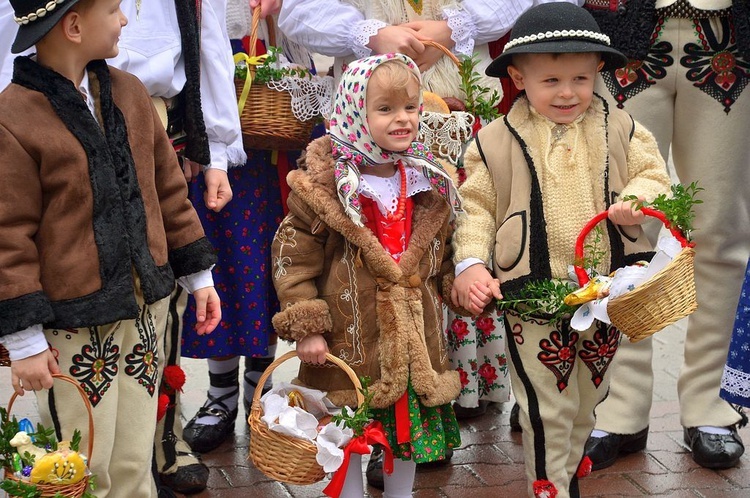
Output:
[329, 53, 462, 227]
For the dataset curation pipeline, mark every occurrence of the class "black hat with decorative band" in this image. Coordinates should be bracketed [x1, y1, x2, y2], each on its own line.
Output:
[10, 0, 82, 53]
[485, 2, 627, 78]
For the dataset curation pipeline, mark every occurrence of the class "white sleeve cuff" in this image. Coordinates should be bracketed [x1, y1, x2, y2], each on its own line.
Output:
[455, 257, 486, 276]
[0, 324, 49, 361]
[349, 19, 388, 59]
[176, 267, 215, 293]
[443, 7, 476, 57]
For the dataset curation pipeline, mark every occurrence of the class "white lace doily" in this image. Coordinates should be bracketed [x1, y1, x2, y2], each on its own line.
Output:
[418, 111, 476, 165]
[266, 74, 334, 122]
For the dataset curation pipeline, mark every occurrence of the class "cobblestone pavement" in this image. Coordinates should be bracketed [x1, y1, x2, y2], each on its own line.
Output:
[2, 319, 749, 497]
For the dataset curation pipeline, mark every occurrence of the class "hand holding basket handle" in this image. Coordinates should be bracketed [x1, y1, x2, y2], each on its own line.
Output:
[573, 208, 697, 342]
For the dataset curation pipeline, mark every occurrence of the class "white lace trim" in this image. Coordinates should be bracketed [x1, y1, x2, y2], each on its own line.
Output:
[267, 74, 334, 121]
[721, 365, 750, 401]
[418, 111, 475, 165]
[359, 167, 433, 216]
[349, 19, 388, 59]
[443, 7, 476, 57]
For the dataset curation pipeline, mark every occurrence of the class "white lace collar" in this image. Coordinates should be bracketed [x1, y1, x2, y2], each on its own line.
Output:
[358, 165, 433, 216]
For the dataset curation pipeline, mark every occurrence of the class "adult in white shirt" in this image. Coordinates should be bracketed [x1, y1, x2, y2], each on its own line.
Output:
[582, 0, 749, 471]
[0, 1, 243, 494]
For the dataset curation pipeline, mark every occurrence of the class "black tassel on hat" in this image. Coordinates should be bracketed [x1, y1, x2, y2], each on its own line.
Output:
[174, 0, 211, 166]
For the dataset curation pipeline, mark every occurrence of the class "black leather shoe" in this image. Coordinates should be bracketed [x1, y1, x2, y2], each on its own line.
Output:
[183, 404, 238, 454]
[159, 462, 209, 495]
[683, 426, 744, 469]
[584, 426, 648, 470]
[510, 402, 522, 433]
[453, 400, 489, 420]
[366, 446, 384, 490]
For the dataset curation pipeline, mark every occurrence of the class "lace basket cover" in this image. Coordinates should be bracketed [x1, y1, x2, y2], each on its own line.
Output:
[418, 111, 475, 165]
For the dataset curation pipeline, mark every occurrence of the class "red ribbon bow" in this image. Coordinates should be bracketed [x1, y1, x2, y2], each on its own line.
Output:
[323, 421, 394, 498]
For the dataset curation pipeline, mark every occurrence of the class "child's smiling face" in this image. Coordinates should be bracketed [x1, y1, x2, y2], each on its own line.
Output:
[365, 66, 420, 153]
[507, 52, 604, 124]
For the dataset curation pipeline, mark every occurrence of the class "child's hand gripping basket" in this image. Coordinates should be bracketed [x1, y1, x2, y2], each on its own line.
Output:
[417, 41, 475, 166]
[3, 374, 94, 497]
[234, 6, 317, 151]
[248, 351, 364, 485]
[573, 208, 698, 342]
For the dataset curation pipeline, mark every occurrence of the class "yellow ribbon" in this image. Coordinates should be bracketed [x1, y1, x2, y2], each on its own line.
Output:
[234, 52, 269, 115]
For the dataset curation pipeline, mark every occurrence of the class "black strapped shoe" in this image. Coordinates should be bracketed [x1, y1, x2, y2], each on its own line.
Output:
[183, 368, 239, 454]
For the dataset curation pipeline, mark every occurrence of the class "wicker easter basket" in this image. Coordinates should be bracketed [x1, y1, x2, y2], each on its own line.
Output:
[417, 41, 475, 165]
[4, 374, 94, 497]
[235, 6, 315, 151]
[248, 351, 364, 485]
[573, 208, 698, 342]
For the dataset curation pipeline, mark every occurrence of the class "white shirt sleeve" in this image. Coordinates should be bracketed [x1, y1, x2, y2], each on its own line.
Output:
[278, 0, 367, 58]
[199, 0, 246, 171]
[176, 268, 215, 293]
[460, 0, 583, 47]
[0, 325, 49, 361]
[455, 257, 488, 276]
[0, 1, 15, 90]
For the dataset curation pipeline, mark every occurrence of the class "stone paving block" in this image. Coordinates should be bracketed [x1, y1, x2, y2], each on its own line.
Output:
[470, 462, 527, 486]
[579, 474, 647, 496]
[628, 468, 735, 494]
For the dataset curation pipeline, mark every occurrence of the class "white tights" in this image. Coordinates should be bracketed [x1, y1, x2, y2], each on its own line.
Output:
[339, 453, 417, 498]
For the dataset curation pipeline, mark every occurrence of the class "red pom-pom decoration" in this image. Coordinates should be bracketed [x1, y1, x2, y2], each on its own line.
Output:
[163, 365, 186, 393]
[156, 393, 170, 421]
[576, 455, 593, 478]
[532, 479, 558, 498]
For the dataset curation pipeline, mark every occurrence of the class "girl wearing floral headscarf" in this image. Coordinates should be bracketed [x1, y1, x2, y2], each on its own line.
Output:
[270, 53, 461, 496]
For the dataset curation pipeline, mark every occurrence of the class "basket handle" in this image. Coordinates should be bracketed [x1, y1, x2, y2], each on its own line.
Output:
[7, 374, 95, 464]
[574, 207, 691, 287]
[250, 351, 365, 417]
[421, 40, 461, 68]
[236, 6, 279, 116]
[248, 5, 277, 60]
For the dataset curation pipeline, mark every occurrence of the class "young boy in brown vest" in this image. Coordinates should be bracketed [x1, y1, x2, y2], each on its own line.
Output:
[450, 3, 670, 497]
[0, 1, 220, 496]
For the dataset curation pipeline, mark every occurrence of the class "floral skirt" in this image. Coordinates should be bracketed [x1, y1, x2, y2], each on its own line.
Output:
[721, 257, 750, 407]
[445, 310, 511, 407]
[181, 151, 286, 358]
[371, 382, 460, 463]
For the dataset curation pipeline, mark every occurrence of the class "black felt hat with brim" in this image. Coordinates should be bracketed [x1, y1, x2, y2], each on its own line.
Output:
[10, 0, 82, 53]
[485, 2, 628, 78]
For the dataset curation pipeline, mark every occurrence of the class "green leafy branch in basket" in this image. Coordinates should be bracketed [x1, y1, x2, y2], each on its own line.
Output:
[458, 53, 501, 124]
[496, 279, 579, 327]
[623, 181, 703, 241]
[28, 424, 57, 453]
[331, 376, 374, 437]
[235, 46, 314, 83]
[496, 226, 607, 327]
[0, 407, 20, 470]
